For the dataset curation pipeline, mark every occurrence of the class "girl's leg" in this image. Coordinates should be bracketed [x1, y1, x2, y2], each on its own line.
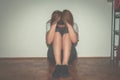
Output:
[62, 33, 72, 65]
[53, 32, 62, 65]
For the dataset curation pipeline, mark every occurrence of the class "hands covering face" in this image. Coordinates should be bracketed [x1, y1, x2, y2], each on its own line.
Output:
[52, 17, 71, 28]
[51, 17, 61, 27]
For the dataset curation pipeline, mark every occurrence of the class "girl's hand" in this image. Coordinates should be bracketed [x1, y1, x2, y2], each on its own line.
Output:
[52, 17, 60, 27]
[64, 21, 72, 28]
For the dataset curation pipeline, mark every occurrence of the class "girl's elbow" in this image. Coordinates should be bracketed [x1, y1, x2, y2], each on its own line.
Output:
[46, 40, 52, 45]
[72, 39, 78, 44]
[46, 41, 51, 45]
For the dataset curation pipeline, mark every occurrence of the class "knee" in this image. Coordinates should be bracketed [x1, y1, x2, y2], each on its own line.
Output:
[62, 33, 71, 42]
[53, 32, 62, 41]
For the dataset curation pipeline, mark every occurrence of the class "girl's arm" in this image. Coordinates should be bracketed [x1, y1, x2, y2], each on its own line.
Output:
[66, 23, 78, 44]
[46, 22, 57, 45]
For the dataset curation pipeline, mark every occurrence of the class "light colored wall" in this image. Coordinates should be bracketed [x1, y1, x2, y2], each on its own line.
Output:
[0, 0, 112, 57]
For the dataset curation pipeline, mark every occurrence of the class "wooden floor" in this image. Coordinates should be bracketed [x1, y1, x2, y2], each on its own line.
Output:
[0, 58, 120, 80]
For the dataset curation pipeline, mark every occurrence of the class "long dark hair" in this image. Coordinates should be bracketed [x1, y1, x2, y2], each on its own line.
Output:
[62, 9, 74, 26]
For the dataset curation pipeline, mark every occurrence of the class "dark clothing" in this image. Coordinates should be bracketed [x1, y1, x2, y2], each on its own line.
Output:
[56, 26, 68, 36]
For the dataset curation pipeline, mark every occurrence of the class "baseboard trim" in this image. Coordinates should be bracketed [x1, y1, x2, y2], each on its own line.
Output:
[78, 57, 110, 59]
[0, 57, 110, 60]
